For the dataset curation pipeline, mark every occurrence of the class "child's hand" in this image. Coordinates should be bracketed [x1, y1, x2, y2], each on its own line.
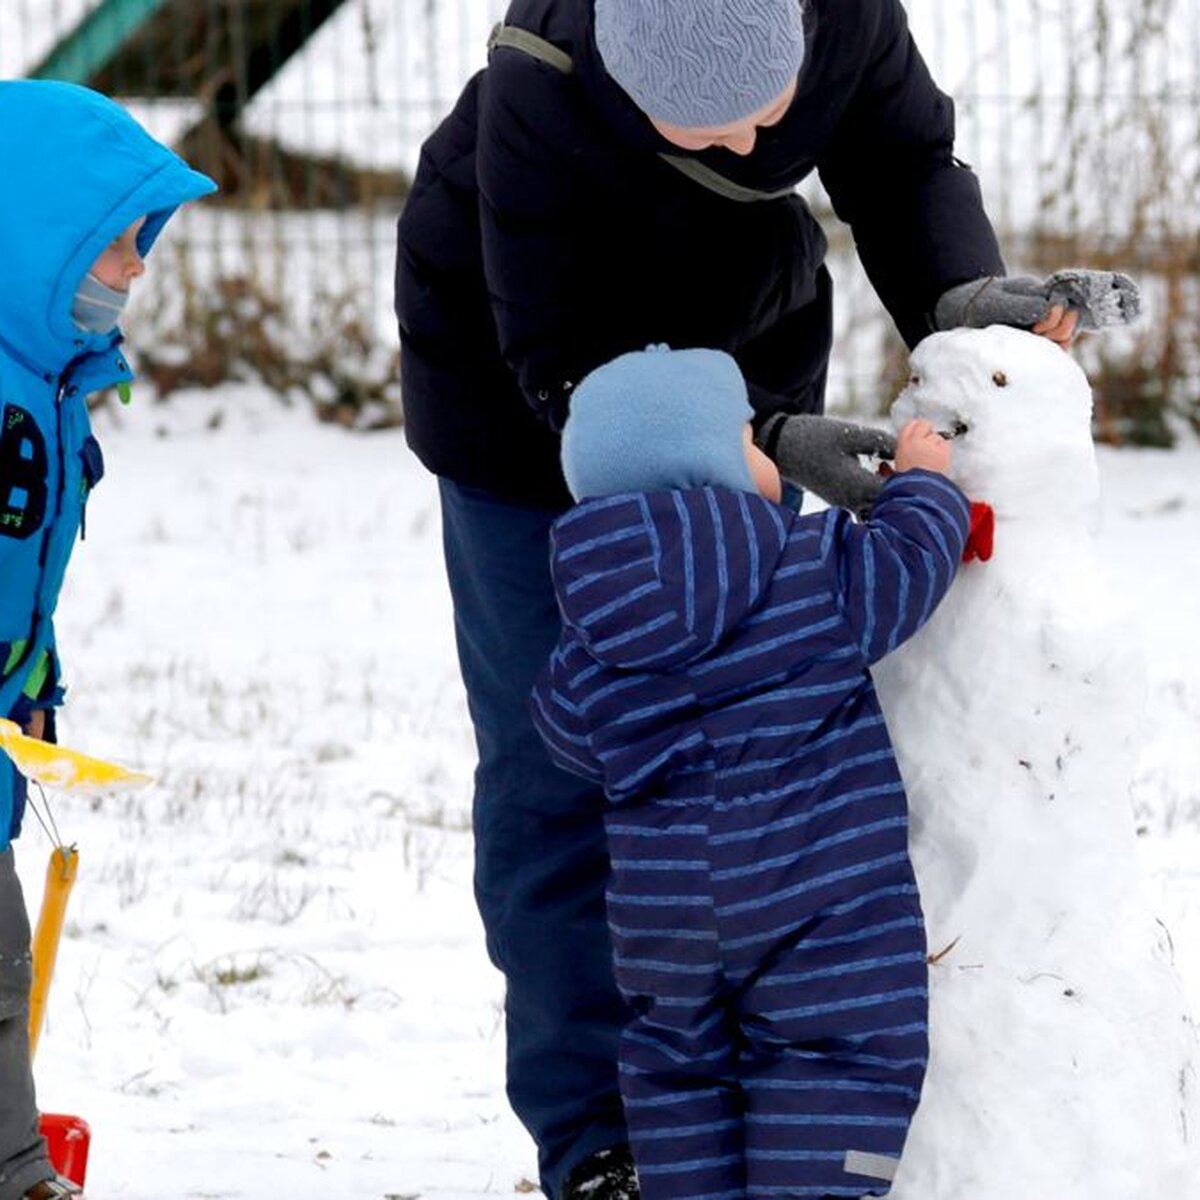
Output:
[894, 419, 951, 475]
[23, 710, 46, 741]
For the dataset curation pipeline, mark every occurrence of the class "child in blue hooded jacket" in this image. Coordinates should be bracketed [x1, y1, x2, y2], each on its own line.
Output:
[531, 346, 969, 1200]
[0, 81, 215, 1200]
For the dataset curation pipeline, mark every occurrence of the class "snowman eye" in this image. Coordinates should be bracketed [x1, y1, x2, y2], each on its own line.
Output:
[993, 371, 1008, 387]
[909, 374, 920, 386]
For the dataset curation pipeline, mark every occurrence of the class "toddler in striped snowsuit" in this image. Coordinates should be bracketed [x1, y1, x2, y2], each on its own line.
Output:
[531, 345, 969, 1199]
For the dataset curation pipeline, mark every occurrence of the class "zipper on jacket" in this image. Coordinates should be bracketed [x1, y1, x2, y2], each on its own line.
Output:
[77, 437, 104, 542]
[2, 356, 89, 711]
[19, 369, 75, 676]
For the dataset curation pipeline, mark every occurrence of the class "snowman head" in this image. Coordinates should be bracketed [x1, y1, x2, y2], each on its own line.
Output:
[891, 326, 1098, 518]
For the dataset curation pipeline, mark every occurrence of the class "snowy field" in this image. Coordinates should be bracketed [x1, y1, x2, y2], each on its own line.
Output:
[2, 4, 1197, 1196]
[10, 377, 1199, 1200]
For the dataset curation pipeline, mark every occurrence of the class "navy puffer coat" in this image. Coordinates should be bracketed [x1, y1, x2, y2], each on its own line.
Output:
[395, 0, 1004, 507]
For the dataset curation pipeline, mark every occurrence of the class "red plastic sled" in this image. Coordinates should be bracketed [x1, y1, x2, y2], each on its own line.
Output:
[38, 1112, 91, 1190]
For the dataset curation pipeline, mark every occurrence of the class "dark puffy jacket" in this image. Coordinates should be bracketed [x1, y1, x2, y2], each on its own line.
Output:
[396, 0, 1004, 506]
[531, 472, 969, 804]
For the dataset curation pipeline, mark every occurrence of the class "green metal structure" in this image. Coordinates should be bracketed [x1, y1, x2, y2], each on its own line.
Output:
[31, 0, 349, 118]
[28, 0, 174, 91]
[26, 0, 405, 207]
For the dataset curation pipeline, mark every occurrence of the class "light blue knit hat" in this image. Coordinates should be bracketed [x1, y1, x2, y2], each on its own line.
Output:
[594, 0, 806, 127]
[561, 345, 756, 501]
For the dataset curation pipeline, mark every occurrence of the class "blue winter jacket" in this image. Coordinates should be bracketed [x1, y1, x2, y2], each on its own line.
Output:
[0, 81, 216, 846]
[532, 473, 969, 807]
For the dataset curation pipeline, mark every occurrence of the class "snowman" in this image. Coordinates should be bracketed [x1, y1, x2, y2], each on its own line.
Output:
[870, 326, 1200, 1198]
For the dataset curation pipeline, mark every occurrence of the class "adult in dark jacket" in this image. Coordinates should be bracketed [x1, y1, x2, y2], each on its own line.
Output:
[393, 2, 1072, 1195]
[532, 345, 969, 1199]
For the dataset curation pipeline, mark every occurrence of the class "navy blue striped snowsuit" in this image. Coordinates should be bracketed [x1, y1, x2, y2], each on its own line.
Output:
[531, 472, 969, 1199]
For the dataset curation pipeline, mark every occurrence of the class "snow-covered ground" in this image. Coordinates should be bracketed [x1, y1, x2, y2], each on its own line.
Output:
[12, 376, 1199, 1200]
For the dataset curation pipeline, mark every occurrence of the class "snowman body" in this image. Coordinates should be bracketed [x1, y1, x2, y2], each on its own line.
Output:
[872, 327, 1199, 1198]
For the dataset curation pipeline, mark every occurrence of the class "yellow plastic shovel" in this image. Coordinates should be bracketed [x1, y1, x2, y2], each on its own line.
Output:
[0, 718, 152, 797]
[0, 718, 152, 1048]
[28, 844, 79, 1059]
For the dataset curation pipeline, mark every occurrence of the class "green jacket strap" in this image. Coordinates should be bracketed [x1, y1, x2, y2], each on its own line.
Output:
[486, 23, 793, 204]
[656, 154, 796, 203]
[488, 22, 574, 75]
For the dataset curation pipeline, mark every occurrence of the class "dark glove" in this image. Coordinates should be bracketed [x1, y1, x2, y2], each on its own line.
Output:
[934, 270, 1140, 333]
[934, 275, 1050, 330]
[759, 413, 896, 516]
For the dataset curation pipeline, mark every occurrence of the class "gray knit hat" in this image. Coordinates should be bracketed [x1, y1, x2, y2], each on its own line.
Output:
[594, 0, 806, 127]
[561, 345, 756, 501]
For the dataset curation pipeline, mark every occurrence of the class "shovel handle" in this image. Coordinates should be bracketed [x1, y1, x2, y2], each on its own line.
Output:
[29, 845, 79, 1061]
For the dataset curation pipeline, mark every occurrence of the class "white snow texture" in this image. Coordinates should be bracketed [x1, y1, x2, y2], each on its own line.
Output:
[875, 327, 1200, 1197]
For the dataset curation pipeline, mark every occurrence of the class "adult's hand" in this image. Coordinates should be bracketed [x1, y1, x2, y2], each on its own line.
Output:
[1031, 303, 1079, 348]
[1043, 268, 1140, 330]
[934, 270, 1140, 348]
[759, 413, 896, 517]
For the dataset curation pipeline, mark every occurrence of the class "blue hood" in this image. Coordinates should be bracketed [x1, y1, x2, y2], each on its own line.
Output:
[0, 80, 217, 376]
[549, 488, 791, 671]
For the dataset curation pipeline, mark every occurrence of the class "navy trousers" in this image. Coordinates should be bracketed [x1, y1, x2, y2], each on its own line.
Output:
[438, 480, 630, 1197]
[607, 785, 929, 1200]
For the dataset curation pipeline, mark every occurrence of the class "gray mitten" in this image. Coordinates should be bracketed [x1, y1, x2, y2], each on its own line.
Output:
[759, 413, 896, 516]
[1043, 268, 1140, 330]
[935, 270, 1141, 332]
[933, 275, 1053, 330]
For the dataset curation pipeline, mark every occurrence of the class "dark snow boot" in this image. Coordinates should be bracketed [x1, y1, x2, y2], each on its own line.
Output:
[23, 1180, 82, 1199]
[561, 1145, 640, 1200]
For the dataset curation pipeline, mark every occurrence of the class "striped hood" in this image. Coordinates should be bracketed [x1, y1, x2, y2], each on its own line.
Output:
[549, 488, 791, 671]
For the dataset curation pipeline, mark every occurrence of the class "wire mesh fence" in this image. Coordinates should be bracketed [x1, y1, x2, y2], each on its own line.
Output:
[2, 0, 1196, 433]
